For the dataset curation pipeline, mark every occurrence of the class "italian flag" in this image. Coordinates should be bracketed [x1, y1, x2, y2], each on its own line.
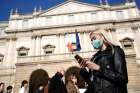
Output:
[66, 32, 81, 52]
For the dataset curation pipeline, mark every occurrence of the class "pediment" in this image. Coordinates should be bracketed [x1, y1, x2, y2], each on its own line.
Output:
[39, 1, 105, 16]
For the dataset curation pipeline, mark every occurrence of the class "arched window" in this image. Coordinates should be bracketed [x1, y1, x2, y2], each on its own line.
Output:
[17, 46, 30, 56]
[43, 44, 55, 54]
[120, 37, 134, 49]
[0, 54, 4, 63]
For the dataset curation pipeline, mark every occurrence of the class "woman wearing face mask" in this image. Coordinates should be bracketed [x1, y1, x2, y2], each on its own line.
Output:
[79, 31, 128, 93]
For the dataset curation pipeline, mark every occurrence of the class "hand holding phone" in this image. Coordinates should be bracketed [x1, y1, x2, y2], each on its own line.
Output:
[74, 55, 86, 67]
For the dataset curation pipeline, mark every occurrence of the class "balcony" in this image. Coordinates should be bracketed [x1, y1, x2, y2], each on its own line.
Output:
[17, 51, 97, 64]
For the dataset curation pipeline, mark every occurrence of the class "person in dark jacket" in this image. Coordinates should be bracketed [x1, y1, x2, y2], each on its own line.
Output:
[79, 31, 128, 93]
[49, 68, 68, 93]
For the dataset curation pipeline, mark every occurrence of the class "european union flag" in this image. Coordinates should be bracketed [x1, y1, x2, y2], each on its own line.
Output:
[75, 31, 81, 51]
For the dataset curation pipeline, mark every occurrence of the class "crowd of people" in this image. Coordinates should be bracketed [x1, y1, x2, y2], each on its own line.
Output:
[0, 83, 13, 93]
[0, 68, 82, 93]
[0, 31, 128, 93]
[18, 68, 82, 93]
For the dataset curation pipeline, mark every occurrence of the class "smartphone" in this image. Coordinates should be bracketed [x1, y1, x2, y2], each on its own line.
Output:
[74, 55, 85, 64]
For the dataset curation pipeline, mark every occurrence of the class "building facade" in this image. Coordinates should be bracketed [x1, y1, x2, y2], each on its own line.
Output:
[0, 0, 140, 93]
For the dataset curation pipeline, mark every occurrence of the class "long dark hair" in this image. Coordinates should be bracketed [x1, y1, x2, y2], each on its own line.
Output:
[65, 66, 85, 88]
[29, 69, 49, 93]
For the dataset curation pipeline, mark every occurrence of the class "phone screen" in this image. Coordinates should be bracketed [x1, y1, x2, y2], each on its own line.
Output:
[74, 55, 84, 64]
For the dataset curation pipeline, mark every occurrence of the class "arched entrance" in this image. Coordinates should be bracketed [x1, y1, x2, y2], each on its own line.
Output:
[29, 69, 49, 93]
[65, 66, 85, 88]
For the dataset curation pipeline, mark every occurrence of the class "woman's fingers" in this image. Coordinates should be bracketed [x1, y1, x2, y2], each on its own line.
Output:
[80, 60, 88, 68]
[80, 60, 85, 68]
[86, 62, 100, 70]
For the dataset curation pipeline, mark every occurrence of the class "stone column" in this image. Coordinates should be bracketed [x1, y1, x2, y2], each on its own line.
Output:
[107, 29, 113, 42]
[36, 35, 42, 56]
[5, 37, 17, 66]
[4, 39, 11, 66]
[84, 32, 92, 51]
[132, 26, 140, 65]
[131, 26, 140, 93]
[4, 38, 16, 90]
[80, 32, 86, 52]
[56, 34, 61, 53]
[105, 28, 118, 45]
[60, 34, 65, 53]
[31, 36, 36, 56]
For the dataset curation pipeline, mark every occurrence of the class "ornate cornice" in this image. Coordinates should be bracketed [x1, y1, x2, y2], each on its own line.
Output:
[6, 17, 140, 35]
[9, 0, 137, 20]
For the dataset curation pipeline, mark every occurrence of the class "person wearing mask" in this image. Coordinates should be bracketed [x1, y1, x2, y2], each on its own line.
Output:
[79, 31, 128, 93]
[19, 80, 28, 93]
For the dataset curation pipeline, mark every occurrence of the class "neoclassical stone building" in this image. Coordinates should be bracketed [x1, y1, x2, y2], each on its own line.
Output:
[0, 0, 140, 93]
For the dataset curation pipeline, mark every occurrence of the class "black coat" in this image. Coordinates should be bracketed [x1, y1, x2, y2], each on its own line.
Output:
[36, 89, 44, 93]
[80, 45, 128, 93]
[49, 72, 68, 93]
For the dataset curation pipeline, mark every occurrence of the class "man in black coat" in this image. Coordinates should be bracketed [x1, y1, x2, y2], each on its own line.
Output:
[49, 68, 68, 93]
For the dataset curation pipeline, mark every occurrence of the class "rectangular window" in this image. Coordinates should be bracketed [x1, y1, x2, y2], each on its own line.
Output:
[43, 45, 55, 55]
[68, 14, 74, 17]
[46, 16, 52, 25]
[68, 14, 74, 24]
[45, 51, 53, 54]
[18, 53, 27, 56]
[17, 47, 29, 57]
[116, 11, 124, 20]
[120, 38, 134, 49]
[123, 41, 133, 49]
[22, 20, 28, 29]
[91, 12, 97, 21]
[46, 16, 52, 20]
[0, 29, 6, 36]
